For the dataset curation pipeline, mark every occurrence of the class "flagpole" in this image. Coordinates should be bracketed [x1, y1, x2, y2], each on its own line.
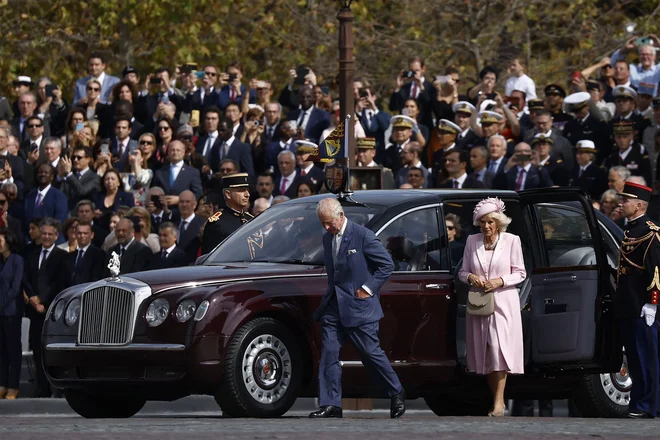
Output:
[342, 114, 351, 195]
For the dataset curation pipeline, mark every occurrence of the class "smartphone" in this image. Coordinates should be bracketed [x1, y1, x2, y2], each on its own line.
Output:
[190, 110, 200, 127]
[435, 75, 450, 84]
[636, 37, 652, 46]
[161, 94, 170, 105]
[150, 77, 162, 85]
[100, 143, 110, 155]
[358, 88, 369, 99]
[75, 122, 84, 132]
[228, 73, 238, 82]
[573, 71, 582, 81]
[517, 154, 532, 162]
[486, 93, 497, 100]
[45, 84, 57, 97]
[150, 195, 162, 209]
[195, 71, 205, 79]
[183, 63, 198, 71]
[295, 65, 309, 85]
[30, 143, 39, 154]
[402, 108, 410, 116]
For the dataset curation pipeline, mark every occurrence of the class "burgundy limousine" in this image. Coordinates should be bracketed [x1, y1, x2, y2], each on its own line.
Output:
[43, 188, 628, 418]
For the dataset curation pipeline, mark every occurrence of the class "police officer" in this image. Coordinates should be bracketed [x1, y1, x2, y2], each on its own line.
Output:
[615, 181, 660, 418]
[602, 120, 652, 186]
[201, 172, 253, 255]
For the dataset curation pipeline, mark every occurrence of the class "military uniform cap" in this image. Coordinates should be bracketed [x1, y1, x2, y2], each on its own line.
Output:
[452, 101, 476, 115]
[618, 181, 652, 202]
[613, 120, 634, 135]
[612, 86, 637, 99]
[437, 119, 461, 135]
[528, 98, 545, 111]
[12, 76, 33, 87]
[575, 140, 597, 153]
[391, 115, 416, 129]
[356, 137, 377, 149]
[478, 111, 504, 125]
[564, 92, 590, 110]
[531, 133, 554, 146]
[294, 139, 319, 155]
[122, 65, 138, 77]
[545, 84, 567, 98]
[222, 173, 250, 189]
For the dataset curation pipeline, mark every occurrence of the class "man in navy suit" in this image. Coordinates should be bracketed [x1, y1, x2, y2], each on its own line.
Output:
[183, 64, 220, 121]
[493, 142, 553, 190]
[286, 86, 331, 144]
[135, 68, 182, 124]
[309, 198, 405, 419]
[147, 222, 188, 270]
[388, 56, 437, 132]
[110, 117, 138, 172]
[66, 221, 105, 286]
[217, 62, 256, 111]
[152, 141, 203, 211]
[24, 163, 68, 235]
[209, 118, 255, 178]
[265, 120, 297, 174]
[486, 135, 509, 177]
[73, 53, 120, 104]
[172, 191, 205, 265]
[272, 150, 302, 199]
[356, 87, 391, 153]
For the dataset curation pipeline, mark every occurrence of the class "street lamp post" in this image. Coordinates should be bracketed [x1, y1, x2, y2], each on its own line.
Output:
[337, 0, 356, 167]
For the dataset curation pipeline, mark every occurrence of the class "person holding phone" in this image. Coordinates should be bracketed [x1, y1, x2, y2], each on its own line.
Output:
[36, 78, 67, 137]
[78, 78, 111, 138]
[389, 56, 435, 133]
[217, 62, 255, 111]
[610, 35, 660, 88]
[493, 142, 552, 191]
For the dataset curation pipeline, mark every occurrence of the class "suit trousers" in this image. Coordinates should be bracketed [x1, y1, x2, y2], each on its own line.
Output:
[318, 294, 402, 407]
[621, 318, 659, 416]
[26, 308, 50, 396]
[0, 316, 22, 389]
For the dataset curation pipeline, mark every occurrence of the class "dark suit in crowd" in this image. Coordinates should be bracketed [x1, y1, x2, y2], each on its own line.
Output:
[66, 244, 105, 286]
[103, 239, 153, 277]
[273, 171, 303, 199]
[209, 138, 255, 177]
[110, 138, 138, 172]
[152, 163, 204, 201]
[147, 246, 188, 270]
[493, 165, 553, 191]
[23, 245, 68, 397]
[286, 106, 331, 144]
[24, 187, 68, 235]
[569, 162, 608, 201]
[389, 79, 437, 132]
[174, 214, 205, 265]
[0, 253, 24, 391]
[54, 170, 101, 211]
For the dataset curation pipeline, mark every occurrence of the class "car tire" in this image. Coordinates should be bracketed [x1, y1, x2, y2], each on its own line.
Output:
[215, 317, 302, 418]
[64, 389, 146, 418]
[424, 392, 491, 416]
[572, 353, 631, 418]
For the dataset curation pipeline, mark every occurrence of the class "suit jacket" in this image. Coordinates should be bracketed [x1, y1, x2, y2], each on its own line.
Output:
[493, 165, 553, 191]
[389, 79, 437, 131]
[12, 118, 51, 143]
[523, 129, 575, 171]
[0, 253, 24, 316]
[569, 162, 608, 201]
[300, 165, 326, 193]
[313, 220, 394, 328]
[24, 186, 68, 233]
[23, 246, 69, 306]
[264, 140, 296, 173]
[74, 74, 120, 104]
[209, 137, 255, 177]
[470, 169, 496, 189]
[359, 109, 391, 154]
[563, 114, 610, 162]
[439, 174, 486, 189]
[110, 138, 138, 172]
[66, 245, 105, 286]
[603, 143, 652, 186]
[286, 106, 331, 144]
[152, 163, 203, 199]
[273, 172, 304, 199]
[54, 169, 102, 210]
[91, 190, 135, 215]
[538, 156, 570, 186]
[217, 85, 256, 111]
[135, 93, 183, 125]
[184, 88, 220, 115]
[103, 240, 153, 277]
[0, 153, 25, 197]
[174, 214, 205, 264]
[455, 129, 479, 150]
[395, 164, 430, 188]
[147, 246, 188, 270]
[78, 102, 112, 138]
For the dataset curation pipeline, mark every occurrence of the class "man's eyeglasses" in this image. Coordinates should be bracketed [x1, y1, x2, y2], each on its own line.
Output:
[140, 140, 153, 145]
[28, 124, 42, 128]
[87, 87, 100, 92]
[72, 155, 85, 161]
[158, 126, 171, 131]
[204, 71, 217, 77]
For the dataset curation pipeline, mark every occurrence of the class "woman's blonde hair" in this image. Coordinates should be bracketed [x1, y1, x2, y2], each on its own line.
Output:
[126, 206, 152, 236]
[479, 211, 511, 232]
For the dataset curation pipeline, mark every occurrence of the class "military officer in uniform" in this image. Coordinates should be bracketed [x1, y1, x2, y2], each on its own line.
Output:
[532, 133, 569, 186]
[569, 140, 608, 201]
[611, 86, 650, 144]
[201, 172, 253, 255]
[452, 101, 478, 150]
[544, 84, 573, 133]
[603, 120, 652, 186]
[354, 137, 395, 189]
[563, 92, 610, 162]
[432, 119, 464, 185]
[615, 181, 660, 418]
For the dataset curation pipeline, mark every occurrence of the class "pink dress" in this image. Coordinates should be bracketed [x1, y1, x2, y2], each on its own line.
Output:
[458, 232, 526, 375]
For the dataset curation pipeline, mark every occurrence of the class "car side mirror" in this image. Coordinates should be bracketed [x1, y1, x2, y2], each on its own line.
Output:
[195, 254, 209, 265]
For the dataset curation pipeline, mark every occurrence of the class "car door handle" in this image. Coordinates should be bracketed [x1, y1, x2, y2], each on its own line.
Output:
[542, 276, 577, 283]
[425, 283, 448, 289]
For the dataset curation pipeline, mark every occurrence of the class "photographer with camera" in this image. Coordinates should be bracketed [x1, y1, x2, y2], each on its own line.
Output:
[468, 66, 498, 103]
[36, 77, 67, 137]
[240, 108, 267, 175]
[389, 56, 436, 133]
[493, 142, 552, 191]
[135, 68, 182, 125]
[356, 86, 390, 154]
[277, 65, 317, 111]
[218, 62, 255, 111]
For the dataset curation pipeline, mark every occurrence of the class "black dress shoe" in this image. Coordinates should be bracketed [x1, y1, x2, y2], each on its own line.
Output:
[628, 411, 653, 419]
[390, 391, 406, 419]
[309, 405, 343, 418]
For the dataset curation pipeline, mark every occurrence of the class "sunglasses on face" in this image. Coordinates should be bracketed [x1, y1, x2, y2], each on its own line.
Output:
[28, 124, 42, 128]
[72, 155, 85, 160]
[140, 140, 153, 145]
[87, 87, 100, 92]
[158, 126, 171, 131]
[204, 71, 217, 77]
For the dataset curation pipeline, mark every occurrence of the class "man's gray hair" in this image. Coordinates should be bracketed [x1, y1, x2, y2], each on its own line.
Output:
[44, 136, 62, 150]
[277, 150, 295, 161]
[39, 217, 61, 232]
[610, 165, 631, 181]
[272, 195, 290, 205]
[37, 77, 52, 86]
[264, 102, 282, 113]
[1, 182, 17, 193]
[76, 199, 96, 211]
[317, 197, 344, 218]
[160, 221, 178, 237]
[487, 134, 506, 148]
[626, 175, 647, 186]
[472, 145, 488, 159]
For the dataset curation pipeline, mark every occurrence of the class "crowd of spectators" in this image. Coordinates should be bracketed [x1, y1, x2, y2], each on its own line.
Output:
[2, 34, 660, 396]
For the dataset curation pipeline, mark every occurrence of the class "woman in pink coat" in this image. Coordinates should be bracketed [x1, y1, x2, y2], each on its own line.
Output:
[458, 197, 526, 416]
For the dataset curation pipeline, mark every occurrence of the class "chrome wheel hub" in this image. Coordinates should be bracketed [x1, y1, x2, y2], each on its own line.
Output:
[600, 354, 631, 407]
[241, 334, 292, 404]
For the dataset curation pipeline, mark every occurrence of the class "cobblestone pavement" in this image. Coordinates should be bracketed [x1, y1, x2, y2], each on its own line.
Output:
[1, 411, 659, 440]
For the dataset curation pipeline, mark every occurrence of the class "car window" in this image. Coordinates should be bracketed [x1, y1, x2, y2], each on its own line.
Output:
[205, 203, 386, 265]
[377, 207, 441, 272]
[535, 204, 595, 267]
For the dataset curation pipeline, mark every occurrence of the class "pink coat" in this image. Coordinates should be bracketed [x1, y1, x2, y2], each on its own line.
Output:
[458, 232, 526, 375]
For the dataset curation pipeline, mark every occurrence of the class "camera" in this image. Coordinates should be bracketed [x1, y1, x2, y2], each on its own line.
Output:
[253, 120, 261, 127]
[150, 77, 162, 85]
[228, 73, 237, 82]
[403, 70, 415, 79]
[358, 88, 369, 99]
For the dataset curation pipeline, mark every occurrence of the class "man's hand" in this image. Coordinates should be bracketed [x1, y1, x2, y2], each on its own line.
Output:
[494, 92, 506, 108]
[641, 303, 657, 327]
[36, 304, 45, 314]
[356, 288, 370, 299]
[58, 155, 72, 176]
[395, 71, 404, 90]
[52, 86, 63, 104]
[483, 278, 504, 293]
[164, 195, 179, 207]
[600, 57, 612, 67]
[288, 69, 297, 87]
[27, 148, 39, 165]
[304, 69, 317, 86]
[366, 90, 377, 110]
[572, 76, 587, 92]
[624, 36, 637, 51]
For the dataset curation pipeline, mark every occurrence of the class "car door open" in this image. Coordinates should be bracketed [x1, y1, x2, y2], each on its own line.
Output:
[519, 188, 618, 372]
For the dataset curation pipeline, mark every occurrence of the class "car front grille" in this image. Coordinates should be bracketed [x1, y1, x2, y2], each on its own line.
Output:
[78, 286, 135, 345]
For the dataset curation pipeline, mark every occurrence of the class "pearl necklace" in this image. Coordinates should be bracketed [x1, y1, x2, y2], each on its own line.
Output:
[484, 234, 499, 250]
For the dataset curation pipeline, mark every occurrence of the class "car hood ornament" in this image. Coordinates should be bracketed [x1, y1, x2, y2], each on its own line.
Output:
[108, 251, 121, 281]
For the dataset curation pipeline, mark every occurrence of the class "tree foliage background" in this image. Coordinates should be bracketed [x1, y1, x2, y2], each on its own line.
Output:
[0, 0, 659, 104]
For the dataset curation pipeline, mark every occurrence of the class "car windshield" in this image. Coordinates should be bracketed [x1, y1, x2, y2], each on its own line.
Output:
[205, 201, 386, 265]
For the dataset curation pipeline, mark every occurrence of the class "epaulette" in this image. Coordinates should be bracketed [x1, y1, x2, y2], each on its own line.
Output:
[556, 159, 563, 163]
[647, 221, 660, 232]
[244, 212, 254, 218]
[208, 210, 223, 222]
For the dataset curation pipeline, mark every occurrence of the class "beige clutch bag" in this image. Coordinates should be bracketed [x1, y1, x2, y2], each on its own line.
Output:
[467, 288, 494, 316]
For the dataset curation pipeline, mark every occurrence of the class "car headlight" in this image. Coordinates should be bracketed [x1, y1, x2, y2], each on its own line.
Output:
[194, 300, 210, 321]
[64, 298, 80, 326]
[146, 298, 170, 327]
[175, 300, 197, 323]
[52, 299, 66, 322]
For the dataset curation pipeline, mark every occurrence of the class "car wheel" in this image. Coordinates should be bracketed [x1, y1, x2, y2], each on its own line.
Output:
[64, 389, 146, 418]
[216, 317, 302, 418]
[572, 352, 631, 418]
[424, 392, 491, 416]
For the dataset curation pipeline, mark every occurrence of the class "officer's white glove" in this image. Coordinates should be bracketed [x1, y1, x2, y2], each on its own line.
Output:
[640, 303, 657, 327]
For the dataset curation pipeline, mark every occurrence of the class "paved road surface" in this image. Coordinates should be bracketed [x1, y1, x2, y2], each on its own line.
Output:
[1, 411, 659, 439]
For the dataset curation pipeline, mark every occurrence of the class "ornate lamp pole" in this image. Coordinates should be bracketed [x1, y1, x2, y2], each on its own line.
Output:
[337, 0, 356, 167]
